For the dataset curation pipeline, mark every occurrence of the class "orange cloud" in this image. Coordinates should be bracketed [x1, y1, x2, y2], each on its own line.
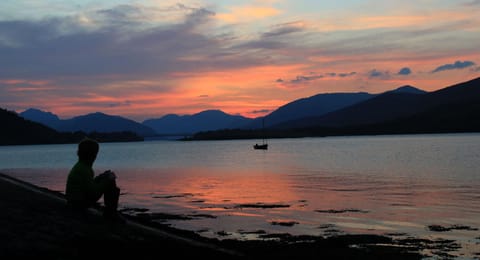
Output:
[314, 8, 480, 31]
[216, 6, 281, 23]
[167, 64, 306, 116]
[59, 65, 304, 120]
[1, 79, 53, 87]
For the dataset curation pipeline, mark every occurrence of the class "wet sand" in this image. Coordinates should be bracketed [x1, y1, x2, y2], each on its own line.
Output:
[0, 172, 424, 259]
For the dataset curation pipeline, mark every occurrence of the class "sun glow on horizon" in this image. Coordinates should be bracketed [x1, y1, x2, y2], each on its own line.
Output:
[1, 1, 479, 120]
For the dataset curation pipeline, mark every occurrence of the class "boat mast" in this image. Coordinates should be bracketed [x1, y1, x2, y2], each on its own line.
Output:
[262, 117, 266, 144]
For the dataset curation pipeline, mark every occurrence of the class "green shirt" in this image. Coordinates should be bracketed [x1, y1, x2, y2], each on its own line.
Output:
[65, 160, 103, 204]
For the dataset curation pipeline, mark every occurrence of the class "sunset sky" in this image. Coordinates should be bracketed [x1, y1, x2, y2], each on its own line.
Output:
[1, 0, 480, 121]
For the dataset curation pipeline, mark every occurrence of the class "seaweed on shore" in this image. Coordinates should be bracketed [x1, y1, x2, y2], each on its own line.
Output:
[152, 193, 195, 199]
[270, 220, 299, 227]
[119, 209, 458, 259]
[237, 229, 267, 235]
[133, 212, 217, 222]
[136, 212, 193, 221]
[218, 233, 423, 259]
[257, 233, 312, 241]
[189, 214, 217, 219]
[318, 224, 336, 229]
[119, 207, 149, 213]
[234, 203, 290, 209]
[318, 224, 344, 235]
[315, 208, 369, 214]
[427, 224, 479, 232]
[394, 237, 461, 258]
[217, 230, 231, 237]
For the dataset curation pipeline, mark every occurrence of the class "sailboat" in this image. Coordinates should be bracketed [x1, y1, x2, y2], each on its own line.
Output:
[253, 142, 268, 150]
[253, 118, 268, 150]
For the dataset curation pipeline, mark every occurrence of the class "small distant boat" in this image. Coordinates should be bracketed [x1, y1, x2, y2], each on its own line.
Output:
[253, 118, 268, 150]
[253, 143, 268, 150]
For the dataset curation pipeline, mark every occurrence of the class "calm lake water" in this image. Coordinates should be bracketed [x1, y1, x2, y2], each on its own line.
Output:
[1, 134, 480, 258]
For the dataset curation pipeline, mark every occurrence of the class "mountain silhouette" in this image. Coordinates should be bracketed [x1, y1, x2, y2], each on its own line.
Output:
[386, 85, 427, 95]
[20, 108, 60, 124]
[248, 92, 375, 129]
[276, 86, 426, 129]
[14, 77, 480, 141]
[383, 77, 480, 133]
[0, 108, 69, 145]
[60, 112, 156, 136]
[20, 110, 156, 137]
[3, 108, 145, 145]
[273, 77, 479, 132]
[143, 110, 252, 135]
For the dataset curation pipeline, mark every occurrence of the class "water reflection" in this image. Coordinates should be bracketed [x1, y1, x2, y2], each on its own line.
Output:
[5, 165, 480, 241]
[111, 166, 480, 238]
[119, 167, 298, 211]
[2, 134, 480, 257]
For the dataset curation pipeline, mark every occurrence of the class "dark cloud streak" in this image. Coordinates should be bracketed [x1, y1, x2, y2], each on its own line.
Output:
[368, 69, 391, 79]
[398, 67, 412, 75]
[291, 75, 321, 84]
[279, 71, 357, 85]
[338, 72, 357, 77]
[432, 60, 476, 73]
[262, 21, 305, 38]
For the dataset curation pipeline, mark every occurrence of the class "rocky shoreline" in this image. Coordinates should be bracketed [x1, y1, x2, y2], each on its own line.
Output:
[0, 172, 462, 259]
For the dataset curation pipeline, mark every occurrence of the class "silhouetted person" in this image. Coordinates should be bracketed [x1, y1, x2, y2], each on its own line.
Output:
[66, 138, 121, 221]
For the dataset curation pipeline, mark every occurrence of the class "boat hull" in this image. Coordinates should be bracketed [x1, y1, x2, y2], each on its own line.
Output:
[253, 144, 268, 150]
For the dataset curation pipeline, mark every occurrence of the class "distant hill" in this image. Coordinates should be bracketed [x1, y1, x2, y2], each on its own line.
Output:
[381, 77, 480, 133]
[189, 78, 479, 140]
[3, 109, 145, 145]
[276, 86, 427, 129]
[20, 108, 60, 125]
[143, 110, 253, 135]
[59, 112, 156, 137]
[248, 92, 375, 129]
[20, 110, 156, 137]
[15, 77, 480, 142]
[0, 108, 70, 145]
[274, 77, 479, 133]
[386, 85, 427, 95]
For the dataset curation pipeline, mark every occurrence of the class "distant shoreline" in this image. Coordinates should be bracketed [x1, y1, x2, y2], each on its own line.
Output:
[180, 128, 480, 141]
[2, 130, 479, 146]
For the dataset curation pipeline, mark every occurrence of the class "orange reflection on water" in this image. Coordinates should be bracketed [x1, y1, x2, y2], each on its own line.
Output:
[119, 167, 300, 203]
[118, 166, 480, 233]
[155, 167, 300, 206]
